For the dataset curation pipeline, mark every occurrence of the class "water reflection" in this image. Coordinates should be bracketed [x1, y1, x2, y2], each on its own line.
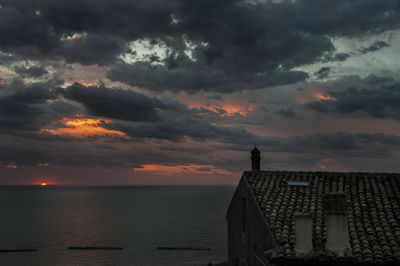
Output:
[0, 186, 234, 265]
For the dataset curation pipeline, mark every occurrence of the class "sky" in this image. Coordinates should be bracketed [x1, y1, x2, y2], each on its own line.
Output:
[1, 0, 400, 185]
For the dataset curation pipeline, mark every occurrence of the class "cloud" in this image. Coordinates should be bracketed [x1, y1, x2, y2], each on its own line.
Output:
[63, 83, 167, 121]
[362, 74, 394, 85]
[1, 0, 400, 183]
[42, 117, 127, 138]
[1, 0, 399, 93]
[57, 33, 125, 65]
[314, 67, 331, 79]
[0, 78, 61, 130]
[269, 132, 400, 153]
[133, 164, 232, 175]
[107, 61, 308, 93]
[14, 65, 48, 78]
[277, 107, 296, 118]
[305, 83, 400, 120]
[206, 93, 223, 100]
[322, 52, 350, 62]
[106, 115, 259, 143]
[359, 40, 390, 54]
[2, 130, 399, 171]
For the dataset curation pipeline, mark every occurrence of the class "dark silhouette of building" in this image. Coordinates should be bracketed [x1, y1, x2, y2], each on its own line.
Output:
[226, 148, 400, 265]
[251, 146, 260, 171]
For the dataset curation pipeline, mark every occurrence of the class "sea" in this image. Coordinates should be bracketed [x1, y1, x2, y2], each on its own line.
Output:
[0, 185, 235, 266]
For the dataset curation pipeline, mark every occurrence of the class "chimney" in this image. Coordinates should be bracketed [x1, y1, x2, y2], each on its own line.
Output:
[324, 192, 349, 253]
[294, 213, 313, 254]
[250, 146, 261, 171]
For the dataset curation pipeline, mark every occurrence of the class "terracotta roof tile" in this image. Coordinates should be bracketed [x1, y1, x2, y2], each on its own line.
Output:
[243, 171, 400, 265]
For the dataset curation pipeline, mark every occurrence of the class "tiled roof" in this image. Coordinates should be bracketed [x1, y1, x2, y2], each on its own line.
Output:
[244, 171, 400, 265]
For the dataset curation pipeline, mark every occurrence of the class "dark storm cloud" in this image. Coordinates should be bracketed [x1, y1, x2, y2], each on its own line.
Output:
[47, 100, 79, 116]
[362, 74, 394, 85]
[63, 83, 167, 121]
[57, 34, 125, 65]
[206, 94, 223, 100]
[305, 83, 400, 120]
[107, 62, 308, 93]
[359, 41, 390, 54]
[0, 78, 61, 130]
[322, 52, 350, 62]
[3, 79, 59, 104]
[314, 67, 331, 79]
[277, 107, 296, 119]
[106, 0, 400, 92]
[0, 4, 60, 56]
[0, 0, 173, 60]
[106, 116, 259, 143]
[14, 65, 48, 78]
[0, 0, 399, 93]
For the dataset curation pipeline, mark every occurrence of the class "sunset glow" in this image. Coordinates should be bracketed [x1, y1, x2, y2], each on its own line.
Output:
[134, 164, 233, 175]
[77, 80, 96, 87]
[190, 103, 251, 117]
[42, 118, 127, 137]
[3, 162, 22, 169]
[41, 182, 47, 186]
[209, 105, 250, 117]
[1, 0, 400, 187]
[314, 92, 336, 101]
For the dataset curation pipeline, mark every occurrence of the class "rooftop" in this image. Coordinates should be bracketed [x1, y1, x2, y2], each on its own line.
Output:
[244, 170, 400, 265]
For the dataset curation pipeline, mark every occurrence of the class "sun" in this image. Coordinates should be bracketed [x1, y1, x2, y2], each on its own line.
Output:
[41, 182, 47, 186]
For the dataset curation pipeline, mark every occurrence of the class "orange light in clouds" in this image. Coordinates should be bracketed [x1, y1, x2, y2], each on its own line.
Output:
[41, 182, 47, 186]
[314, 92, 335, 101]
[134, 164, 233, 175]
[42, 118, 127, 137]
[193, 104, 250, 117]
[65, 118, 104, 127]
[77, 80, 96, 87]
[213, 105, 249, 117]
[3, 162, 23, 168]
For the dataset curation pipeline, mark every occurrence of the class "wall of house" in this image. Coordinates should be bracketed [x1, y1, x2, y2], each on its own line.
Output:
[226, 176, 277, 266]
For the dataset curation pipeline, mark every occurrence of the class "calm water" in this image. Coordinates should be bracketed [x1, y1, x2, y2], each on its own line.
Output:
[0, 186, 235, 265]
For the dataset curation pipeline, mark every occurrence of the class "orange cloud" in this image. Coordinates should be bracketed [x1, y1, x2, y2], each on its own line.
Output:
[134, 164, 233, 175]
[76, 80, 96, 87]
[177, 92, 253, 118]
[189, 103, 251, 117]
[42, 117, 127, 138]
[314, 92, 335, 101]
[210, 105, 250, 117]
[3, 162, 24, 169]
